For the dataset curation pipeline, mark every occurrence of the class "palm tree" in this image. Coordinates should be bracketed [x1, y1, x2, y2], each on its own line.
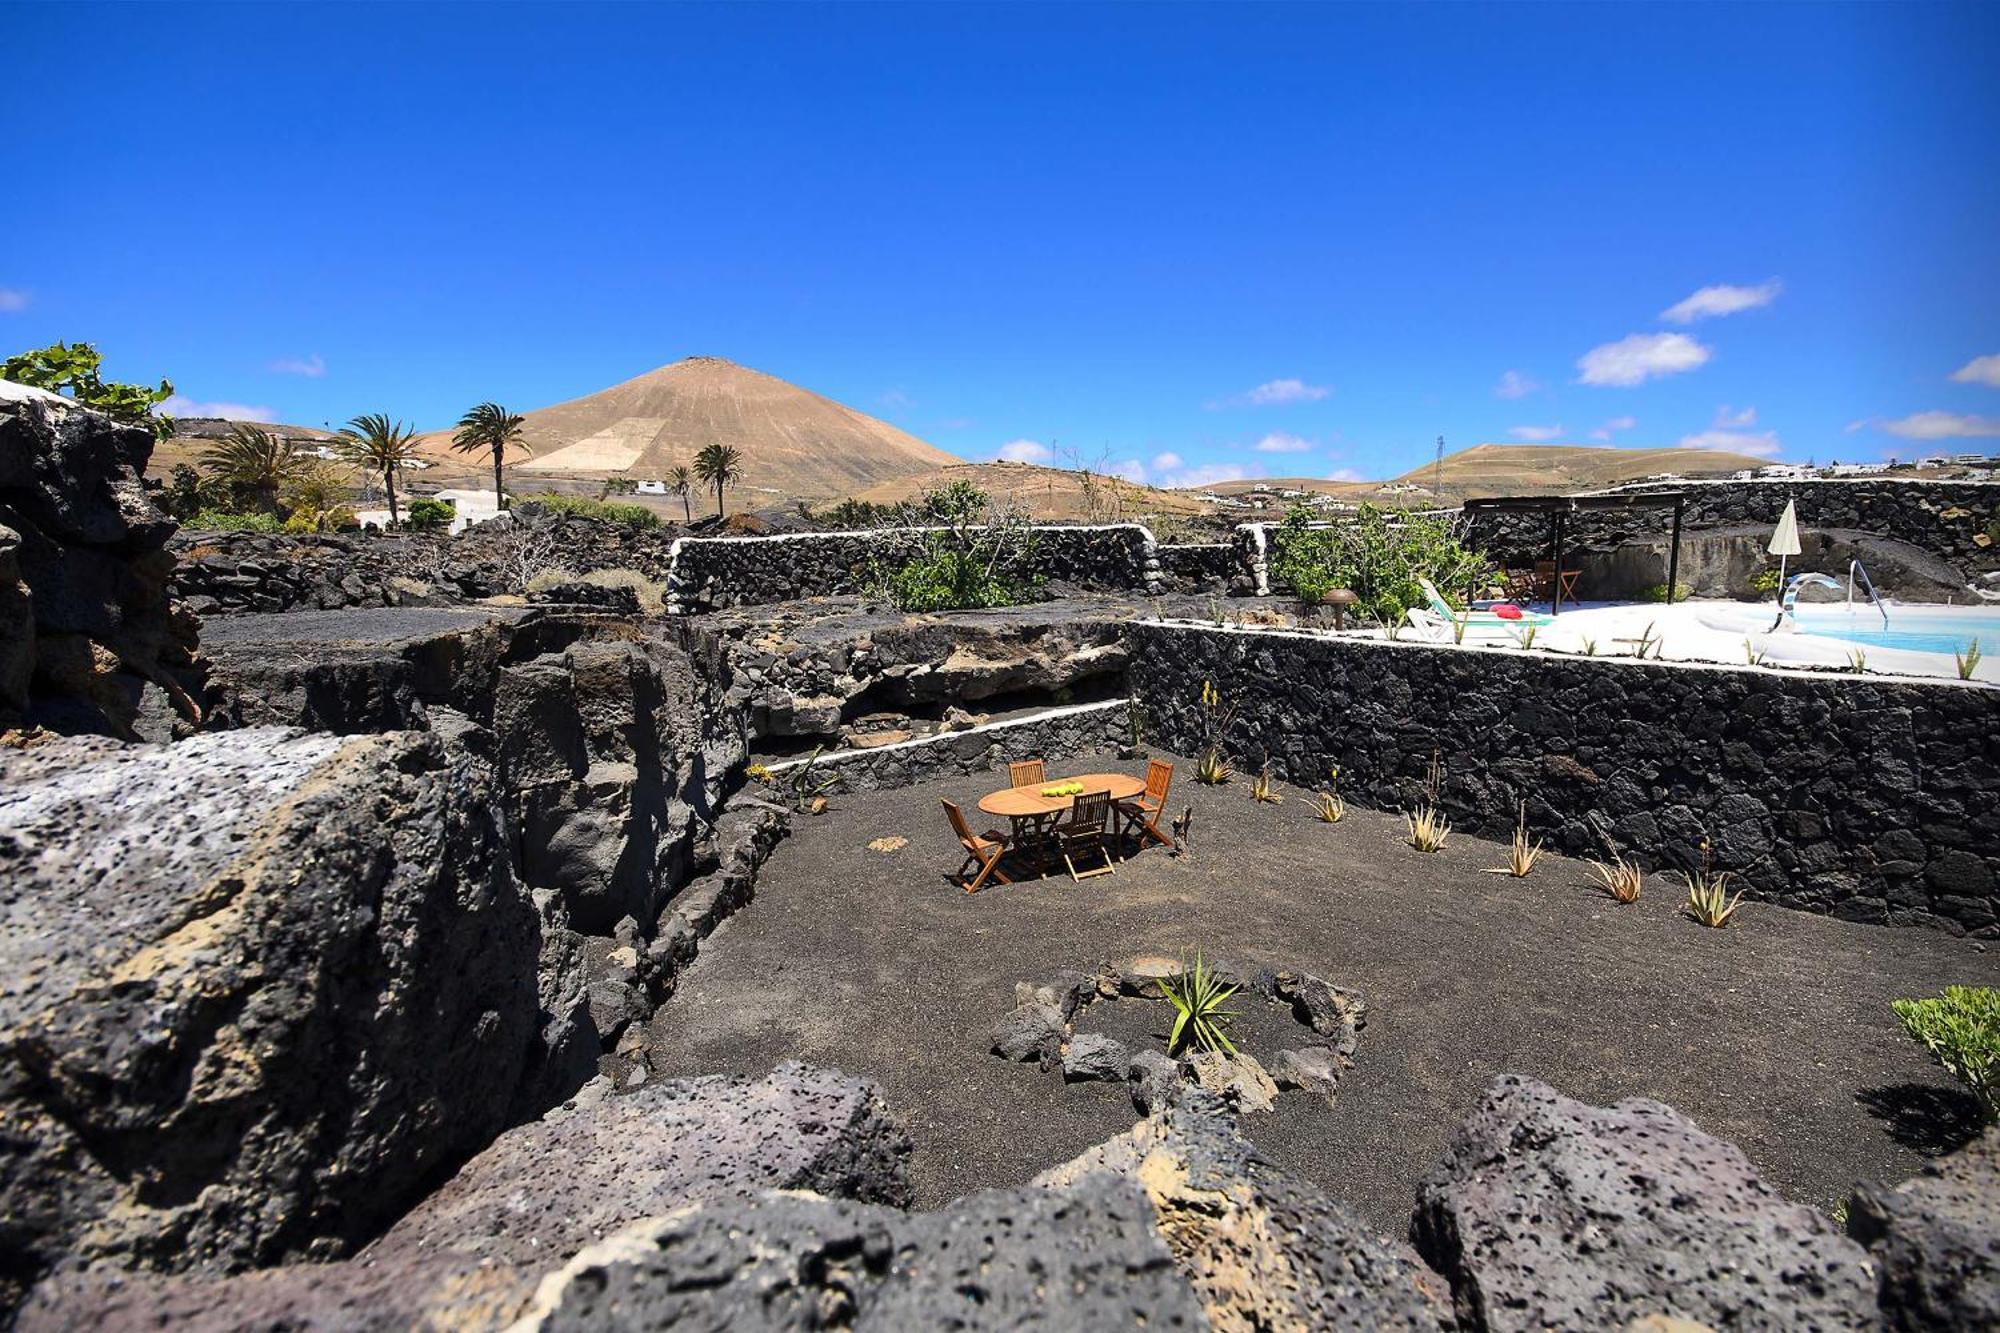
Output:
[451, 402, 531, 511]
[692, 443, 743, 520]
[667, 465, 694, 522]
[199, 423, 305, 514]
[336, 413, 423, 528]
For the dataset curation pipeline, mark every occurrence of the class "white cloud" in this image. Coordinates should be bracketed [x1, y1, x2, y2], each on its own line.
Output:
[1157, 462, 1258, 489]
[995, 438, 1054, 464]
[1878, 411, 2000, 440]
[1150, 451, 1183, 472]
[1107, 458, 1148, 484]
[1576, 332, 1712, 387]
[1587, 414, 1640, 441]
[1507, 424, 1565, 442]
[269, 354, 326, 378]
[1676, 428, 1782, 458]
[1253, 431, 1313, 453]
[877, 388, 912, 409]
[1494, 370, 1539, 399]
[1660, 280, 1782, 324]
[161, 393, 278, 422]
[1323, 468, 1365, 482]
[1209, 377, 1331, 409]
[0, 288, 28, 313]
[1949, 354, 2000, 388]
[1713, 404, 1757, 428]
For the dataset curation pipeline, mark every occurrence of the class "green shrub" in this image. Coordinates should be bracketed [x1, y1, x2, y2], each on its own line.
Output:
[186, 509, 282, 533]
[1893, 986, 2000, 1121]
[520, 493, 661, 528]
[403, 497, 456, 531]
[1640, 582, 1693, 603]
[1748, 567, 1782, 595]
[882, 540, 1035, 612]
[1268, 503, 1490, 624]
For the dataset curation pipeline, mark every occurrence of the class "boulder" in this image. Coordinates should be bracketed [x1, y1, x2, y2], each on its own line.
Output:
[1847, 1125, 2000, 1331]
[509, 1174, 1203, 1331]
[1127, 1048, 1184, 1113]
[1411, 1075, 1879, 1332]
[21, 1063, 915, 1332]
[1062, 1032, 1130, 1083]
[0, 725, 542, 1306]
[990, 1001, 1067, 1065]
[1038, 1100, 1452, 1330]
[1187, 1049, 1280, 1113]
[1269, 1045, 1344, 1105]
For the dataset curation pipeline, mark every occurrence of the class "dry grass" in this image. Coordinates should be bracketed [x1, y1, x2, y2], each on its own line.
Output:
[1249, 763, 1282, 804]
[1404, 803, 1451, 852]
[1311, 790, 1346, 823]
[1589, 855, 1645, 903]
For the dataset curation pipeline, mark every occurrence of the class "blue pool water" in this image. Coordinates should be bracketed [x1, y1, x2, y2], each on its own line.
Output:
[1790, 608, 1999, 656]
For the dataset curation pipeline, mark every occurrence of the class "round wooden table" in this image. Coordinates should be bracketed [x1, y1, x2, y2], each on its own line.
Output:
[977, 771, 1146, 821]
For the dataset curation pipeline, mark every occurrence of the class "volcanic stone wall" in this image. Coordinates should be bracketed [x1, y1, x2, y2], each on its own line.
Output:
[1129, 621, 2000, 937]
[1156, 542, 1243, 594]
[664, 525, 1160, 611]
[1464, 480, 2000, 580]
[764, 698, 1130, 794]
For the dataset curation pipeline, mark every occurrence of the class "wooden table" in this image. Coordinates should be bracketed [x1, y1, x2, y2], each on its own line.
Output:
[978, 772, 1147, 862]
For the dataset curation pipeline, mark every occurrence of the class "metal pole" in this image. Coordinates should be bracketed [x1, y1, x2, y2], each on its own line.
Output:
[1667, 498, 1683, 605]
[1551, 510, 1567, 615]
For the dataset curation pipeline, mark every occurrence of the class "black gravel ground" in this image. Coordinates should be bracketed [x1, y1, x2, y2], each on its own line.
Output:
[641, 749, 1999, 1231]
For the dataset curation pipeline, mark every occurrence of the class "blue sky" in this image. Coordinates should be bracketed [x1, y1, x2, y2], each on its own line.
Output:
[4, 2, 1997, 486]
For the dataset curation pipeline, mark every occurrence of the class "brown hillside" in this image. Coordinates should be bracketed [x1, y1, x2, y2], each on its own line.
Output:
[1204, 442, 1769, 504]
[852, 461, 1213, 522]
[420, 356, 959, 503]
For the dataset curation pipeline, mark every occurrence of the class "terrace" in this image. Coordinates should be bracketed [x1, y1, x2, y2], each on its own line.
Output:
[634, 750, 1999, 1228]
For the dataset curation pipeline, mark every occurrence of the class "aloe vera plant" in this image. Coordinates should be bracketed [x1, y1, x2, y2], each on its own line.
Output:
[1158, 951, 1238, 1056]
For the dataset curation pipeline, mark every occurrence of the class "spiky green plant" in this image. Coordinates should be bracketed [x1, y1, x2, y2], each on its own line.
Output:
[1158, 951, 1238, 1056]
[1589, 854, 1644, 903]
[1681, 840, 1744, 927]
[1891, 986, 2000, 1122]
[1486, 800, 1543, 876]
[1196, 747, 1233, 785]
[1249, 760, 1281, 804]
[1957, 639, 1982, 681]
[1847, 648, 1868, 674]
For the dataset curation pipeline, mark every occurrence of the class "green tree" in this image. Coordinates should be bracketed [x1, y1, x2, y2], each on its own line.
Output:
[3, 340, 174, 438]
[667, 464, 694, 522]
[198, 424, 306, 514]
[1267, 501, 1491, 625]
[451, 402, 530, 510]
[336, 413, 423, 528]
[693, 443, 743, 520]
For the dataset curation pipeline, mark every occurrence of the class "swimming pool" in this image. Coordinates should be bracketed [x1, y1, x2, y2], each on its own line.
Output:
[1786, 606, 2000, 656]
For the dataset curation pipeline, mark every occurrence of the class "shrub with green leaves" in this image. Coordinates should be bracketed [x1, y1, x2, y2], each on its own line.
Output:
[1158, 951, 1238, 1055]
[874, 480, 1040, 611]
[403, 497, 456, 532]
[1640, 582, 1694, 604]
[1268, 502, 1491, 624]
[518, 493, 660, 528]
[186, 509, 283, 533]
[1892, 985, 1999, 1122]
[3, 340, 175, 439]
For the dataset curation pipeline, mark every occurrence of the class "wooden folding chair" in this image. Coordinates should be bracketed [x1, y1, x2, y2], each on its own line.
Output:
[1116, 759, 1175, 850]
[1008, 758, 1047, 789]
[943, 799, 1012, 893]
[1054, 789, 1116, 882]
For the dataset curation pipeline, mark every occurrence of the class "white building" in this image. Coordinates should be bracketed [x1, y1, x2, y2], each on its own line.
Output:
[634, 479, 668, 495]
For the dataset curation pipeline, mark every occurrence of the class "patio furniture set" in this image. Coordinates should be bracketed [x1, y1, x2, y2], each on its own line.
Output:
[942, 758, 1175, 892]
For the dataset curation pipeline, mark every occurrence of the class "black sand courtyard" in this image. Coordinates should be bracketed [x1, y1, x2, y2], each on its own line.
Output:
[641, 751, 1998, 1231]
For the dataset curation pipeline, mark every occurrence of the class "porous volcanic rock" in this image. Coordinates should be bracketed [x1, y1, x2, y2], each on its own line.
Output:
[510, 1175, 1202, 1331]
[1411, 1075, 1879, 1331]
[0, 382, 202, 737]
[1038, 1099, 1452, 1330]
[1847, 1125, 2000, 1331]
[20, 1064, 913, 1331]
[0, 725, 540, 1305]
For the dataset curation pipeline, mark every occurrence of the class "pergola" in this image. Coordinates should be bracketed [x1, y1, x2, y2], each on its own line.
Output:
[1462, 491, 1688, 613]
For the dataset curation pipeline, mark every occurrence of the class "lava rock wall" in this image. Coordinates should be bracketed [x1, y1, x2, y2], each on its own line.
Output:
[1131, 620, 2000, 936]
[763, 698, 1131, 794]
[0, 383, 203, 736]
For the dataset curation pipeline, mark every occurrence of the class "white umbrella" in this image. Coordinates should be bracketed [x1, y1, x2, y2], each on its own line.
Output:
[1767, 499, 1801, 600]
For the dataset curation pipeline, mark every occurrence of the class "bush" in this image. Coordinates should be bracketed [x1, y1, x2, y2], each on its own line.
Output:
[403, 497, 456, 532]
[1748, 567, 1782, 595]
[520, 493, 660, 528]
[186, 509, 282, 533]
[1892, 985, 1999, 1122]
[1268, 503, 1490, 624]
[883, 541, 1034, 612]
[1640, 582, 1693, 603]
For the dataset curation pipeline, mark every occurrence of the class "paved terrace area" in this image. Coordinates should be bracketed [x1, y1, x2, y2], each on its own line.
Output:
[640, 751, 2000, 1232]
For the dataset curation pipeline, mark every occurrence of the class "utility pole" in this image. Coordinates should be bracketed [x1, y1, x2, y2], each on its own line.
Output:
[1433, 435, 1444, 498]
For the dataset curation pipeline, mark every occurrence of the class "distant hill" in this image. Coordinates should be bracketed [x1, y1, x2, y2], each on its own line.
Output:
[1204, 442, 1769, 505]
[851, 460, 1212, 522]
[417, 356, 959, 504]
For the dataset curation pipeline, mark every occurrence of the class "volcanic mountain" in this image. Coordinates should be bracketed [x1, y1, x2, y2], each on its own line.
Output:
[479, 356, 959, 502]
[1205, 442, 1772, 505]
